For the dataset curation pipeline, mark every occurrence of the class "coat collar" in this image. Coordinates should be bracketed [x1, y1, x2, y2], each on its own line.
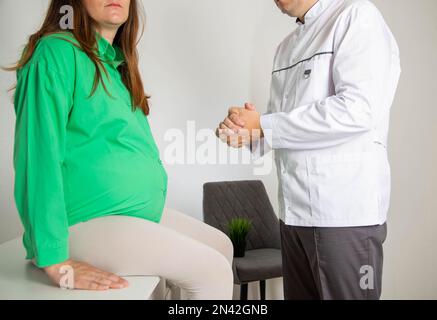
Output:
[295, 0, 335, 26]
[95, 31, 125, 68]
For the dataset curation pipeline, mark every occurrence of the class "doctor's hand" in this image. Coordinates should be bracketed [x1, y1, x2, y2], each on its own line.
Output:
[215, 103, 261, 148]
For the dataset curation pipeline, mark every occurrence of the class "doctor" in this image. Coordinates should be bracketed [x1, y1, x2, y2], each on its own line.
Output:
[216, 0, 400, 299]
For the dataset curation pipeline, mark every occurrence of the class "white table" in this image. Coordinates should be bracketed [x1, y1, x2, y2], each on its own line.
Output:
[0, 238, 163, 300]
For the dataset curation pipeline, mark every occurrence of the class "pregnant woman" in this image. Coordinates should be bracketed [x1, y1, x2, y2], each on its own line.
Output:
[8, 0, 233, 299]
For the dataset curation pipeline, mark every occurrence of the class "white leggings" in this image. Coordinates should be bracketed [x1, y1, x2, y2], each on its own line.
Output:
[68, 207, 234, 300]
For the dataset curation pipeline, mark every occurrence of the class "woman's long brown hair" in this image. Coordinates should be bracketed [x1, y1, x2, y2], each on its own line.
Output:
[5, 0, 150, 115]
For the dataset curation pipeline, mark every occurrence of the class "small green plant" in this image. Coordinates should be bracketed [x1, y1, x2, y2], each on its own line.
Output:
[228, 217, 252, 257]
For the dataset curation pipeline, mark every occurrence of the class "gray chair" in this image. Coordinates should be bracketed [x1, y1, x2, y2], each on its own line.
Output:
[202, 180, 282, 300]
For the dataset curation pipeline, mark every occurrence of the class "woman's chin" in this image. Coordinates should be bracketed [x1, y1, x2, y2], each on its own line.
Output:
[102, 16, 128, 28]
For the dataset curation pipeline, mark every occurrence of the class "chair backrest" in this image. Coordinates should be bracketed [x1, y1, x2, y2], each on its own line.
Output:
[203, 180, 281, 250]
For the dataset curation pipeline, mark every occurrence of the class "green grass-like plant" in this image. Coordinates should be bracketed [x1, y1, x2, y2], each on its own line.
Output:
[228, 217, 252, 244]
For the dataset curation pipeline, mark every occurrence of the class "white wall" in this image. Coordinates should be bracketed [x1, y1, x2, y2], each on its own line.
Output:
[372, 0, 437, 299]
[0, 0, 436, 299]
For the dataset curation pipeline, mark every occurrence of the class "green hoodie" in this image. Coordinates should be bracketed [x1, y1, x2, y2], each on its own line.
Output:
[13, 31, 168, 268]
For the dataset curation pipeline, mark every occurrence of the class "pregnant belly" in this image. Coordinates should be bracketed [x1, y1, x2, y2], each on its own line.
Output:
[63, 154, 168, 221]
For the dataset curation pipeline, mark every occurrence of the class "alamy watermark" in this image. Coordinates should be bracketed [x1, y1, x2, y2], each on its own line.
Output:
[59, 265, 74, 290]
[56, 5, 272, 175]
[359, 265, 375, 290]
[163, 121, 273, 176]
[60, 5, 73, 30]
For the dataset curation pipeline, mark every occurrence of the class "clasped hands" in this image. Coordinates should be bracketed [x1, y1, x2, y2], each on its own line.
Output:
[215, 103, 264, 148]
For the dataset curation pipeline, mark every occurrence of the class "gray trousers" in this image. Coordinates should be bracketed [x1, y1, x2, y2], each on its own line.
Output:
[279, 219, 387, 300]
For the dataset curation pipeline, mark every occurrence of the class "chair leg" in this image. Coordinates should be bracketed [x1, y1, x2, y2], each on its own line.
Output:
[240, 283, 248, 300]
[260, 280, 266, 300]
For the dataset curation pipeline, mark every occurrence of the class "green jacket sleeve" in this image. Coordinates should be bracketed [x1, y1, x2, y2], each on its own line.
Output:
[13, 41, 74, 268]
